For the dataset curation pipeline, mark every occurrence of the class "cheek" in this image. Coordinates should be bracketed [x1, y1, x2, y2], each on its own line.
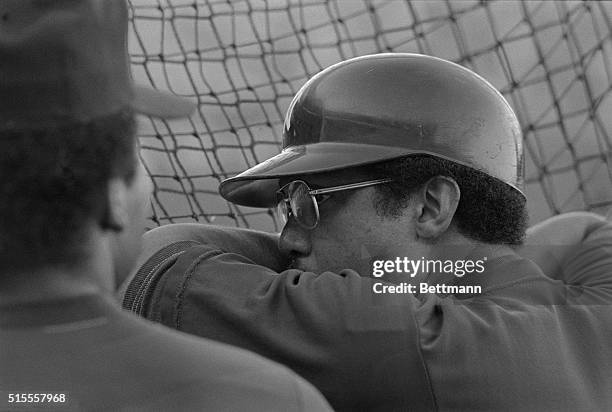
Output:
[112, 211, 146, 287]
[311, 198, 379, 272]
[132, 166, 153, 226]
[114, 171, 151, 284]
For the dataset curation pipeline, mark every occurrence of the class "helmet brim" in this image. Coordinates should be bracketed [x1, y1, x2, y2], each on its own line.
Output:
[132, 85, 197, 119]
[220, 142, 430, 207]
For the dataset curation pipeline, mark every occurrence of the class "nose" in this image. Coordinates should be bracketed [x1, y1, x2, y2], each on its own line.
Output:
[278, 217, 311, 257]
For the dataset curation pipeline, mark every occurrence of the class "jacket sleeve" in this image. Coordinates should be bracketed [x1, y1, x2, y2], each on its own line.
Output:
[124, 241, 436, 411]
[559, 219, 612, 302]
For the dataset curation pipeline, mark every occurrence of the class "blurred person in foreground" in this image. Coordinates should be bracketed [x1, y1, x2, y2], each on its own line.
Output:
[0, 1, 332, 410]
[121, 53, 612, 410]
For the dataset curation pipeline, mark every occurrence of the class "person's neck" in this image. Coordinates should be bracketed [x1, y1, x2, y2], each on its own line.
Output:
[380, 232, 517, 285]
[0, 249, 113, 305]
[420, 236, 517, 285]
[429, 238, 516, 263]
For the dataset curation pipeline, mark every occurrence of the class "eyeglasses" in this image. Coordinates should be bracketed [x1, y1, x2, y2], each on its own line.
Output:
[276, 178, 393, 229]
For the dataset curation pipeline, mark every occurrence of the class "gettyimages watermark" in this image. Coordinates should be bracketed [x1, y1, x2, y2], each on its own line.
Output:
[360, 240, 612, 303]
[345, 242, 611, 332]
[372, 257, 487, 278]
[371, 257, 488, 295]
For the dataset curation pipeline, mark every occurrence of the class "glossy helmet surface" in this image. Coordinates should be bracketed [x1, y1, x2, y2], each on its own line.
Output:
[219, 53, 524, 207]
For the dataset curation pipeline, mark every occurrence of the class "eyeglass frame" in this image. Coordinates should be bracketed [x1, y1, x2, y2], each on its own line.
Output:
[276, 178, 394, 229]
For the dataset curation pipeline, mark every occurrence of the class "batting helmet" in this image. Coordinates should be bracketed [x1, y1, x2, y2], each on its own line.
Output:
[219, 53, 524, 207]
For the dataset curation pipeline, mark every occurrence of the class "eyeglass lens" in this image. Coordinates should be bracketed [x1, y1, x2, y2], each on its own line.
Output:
[277, 181, 319, 229]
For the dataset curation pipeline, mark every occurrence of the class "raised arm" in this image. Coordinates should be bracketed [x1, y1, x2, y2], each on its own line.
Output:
[142, 223, 289, 271]
[116, 223, 290, 298]
[519, 211, 610, 279]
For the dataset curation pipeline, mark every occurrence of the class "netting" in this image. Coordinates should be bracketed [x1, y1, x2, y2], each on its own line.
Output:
[127, 0, 612, 231]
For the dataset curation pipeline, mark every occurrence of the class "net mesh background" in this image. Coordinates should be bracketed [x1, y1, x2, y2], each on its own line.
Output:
[127, 0, 612, 231]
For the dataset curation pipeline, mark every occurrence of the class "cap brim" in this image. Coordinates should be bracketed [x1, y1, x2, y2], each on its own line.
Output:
[132, 85, 197, 119]
[219, 142, 418, 207]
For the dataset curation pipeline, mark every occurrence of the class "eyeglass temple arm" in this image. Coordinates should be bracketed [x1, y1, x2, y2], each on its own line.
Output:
[308, 178, 393, 195]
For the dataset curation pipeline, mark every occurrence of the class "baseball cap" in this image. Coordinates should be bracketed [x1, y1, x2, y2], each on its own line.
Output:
[0, 0, 196, 130]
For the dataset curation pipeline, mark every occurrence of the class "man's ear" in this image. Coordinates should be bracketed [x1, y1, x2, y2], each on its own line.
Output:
[414, 176, 460, 239]
[100, 177, 129, 232]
